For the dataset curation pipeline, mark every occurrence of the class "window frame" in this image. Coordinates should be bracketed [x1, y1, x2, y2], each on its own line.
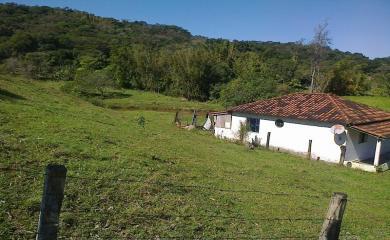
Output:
[248, 117, 260, 133]
[275, 119, 284, 128]
[358, 132, 368, 144]
[215, 114, 232, 129]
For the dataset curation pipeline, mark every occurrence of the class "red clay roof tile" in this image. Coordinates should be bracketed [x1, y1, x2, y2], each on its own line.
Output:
[352, 120, 390, 139]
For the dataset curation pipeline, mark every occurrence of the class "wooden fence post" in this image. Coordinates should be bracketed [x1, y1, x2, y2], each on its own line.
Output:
[319, 192, 348, 240]
[36, 164, 67, 240]
[339, 146, 346, 165]
[266, 132, 271, 149]
[173, 111, 180, 125]
[307, 140, 312, 159]
[191, 110, 197, 126]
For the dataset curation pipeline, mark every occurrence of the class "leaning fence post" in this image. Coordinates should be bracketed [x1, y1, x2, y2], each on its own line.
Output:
[36, 164, 67, 240]
[174, 111, 180, 126]
[319, 192, 348, 240]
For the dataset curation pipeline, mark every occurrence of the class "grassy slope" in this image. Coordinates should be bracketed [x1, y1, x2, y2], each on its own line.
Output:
[1, 76, 390, 239]
[102, 91, 390, 113]
[344, 96, 390, 111]
[102, 88, 223, 112]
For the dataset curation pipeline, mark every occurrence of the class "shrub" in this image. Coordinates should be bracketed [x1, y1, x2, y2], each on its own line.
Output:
[53, 65, 76, 81]
[74, 68, 116, 97]
[237, 120, 249, 143]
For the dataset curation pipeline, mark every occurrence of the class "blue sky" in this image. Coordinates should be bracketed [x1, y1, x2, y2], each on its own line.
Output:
[2, 0, 390, 58]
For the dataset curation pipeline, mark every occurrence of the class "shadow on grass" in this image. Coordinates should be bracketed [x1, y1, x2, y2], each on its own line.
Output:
[82, 91, 132, 99]
[0, 88, 26, 101]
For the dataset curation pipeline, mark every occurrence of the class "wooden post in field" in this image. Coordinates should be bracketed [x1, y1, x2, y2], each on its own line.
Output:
[319, 192, 348, 240]
[266, 132, 271, 149]
[339, 146, 346, 165]
[174, 111, 180, 126]
[191, 110, 197, 126]
[36, 164, 67, 240]
[307, 140, 312, 159]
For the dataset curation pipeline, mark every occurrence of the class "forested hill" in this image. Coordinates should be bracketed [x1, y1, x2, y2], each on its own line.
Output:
[0, 3, 389, 106]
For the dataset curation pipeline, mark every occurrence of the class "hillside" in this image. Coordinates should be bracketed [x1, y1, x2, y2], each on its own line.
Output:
[0, 3, 389, 106]
[1, 75, 390, 239]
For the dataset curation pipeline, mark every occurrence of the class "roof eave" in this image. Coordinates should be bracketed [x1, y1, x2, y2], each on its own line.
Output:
[230, 110, 347, 125]
[349, 126, 389, 140]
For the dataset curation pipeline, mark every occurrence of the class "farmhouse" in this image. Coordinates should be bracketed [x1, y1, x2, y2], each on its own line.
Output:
[210, 93, 390, 172]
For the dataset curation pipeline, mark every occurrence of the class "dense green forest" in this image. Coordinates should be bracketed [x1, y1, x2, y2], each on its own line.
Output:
[0, 3, 389, 106]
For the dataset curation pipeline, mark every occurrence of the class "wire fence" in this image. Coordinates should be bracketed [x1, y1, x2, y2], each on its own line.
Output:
[3, 166, 390, 202]
[1, 165, 389, 239]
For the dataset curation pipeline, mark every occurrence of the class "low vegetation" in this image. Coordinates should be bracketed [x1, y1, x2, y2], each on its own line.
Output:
[1, 75, 389, 239]
[344, 96, 390, 111]
[101, 88, 222, 112]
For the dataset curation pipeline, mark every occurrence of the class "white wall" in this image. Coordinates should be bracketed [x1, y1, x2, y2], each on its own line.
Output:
[345, 129, 376, 161]
[214, 113, 343, 163]
[214, 115, 246, 139]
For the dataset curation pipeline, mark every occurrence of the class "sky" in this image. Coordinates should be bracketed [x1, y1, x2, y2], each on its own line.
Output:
[1, 0, 390, 59]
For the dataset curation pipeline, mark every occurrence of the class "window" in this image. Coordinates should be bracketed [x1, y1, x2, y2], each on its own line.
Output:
[358, 133, 368, 143]
[275, 119, 284, 128]
[215, 114, 232, 129]
[248, 118, 260, 132]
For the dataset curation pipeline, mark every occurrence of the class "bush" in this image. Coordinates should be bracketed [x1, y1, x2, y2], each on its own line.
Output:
[220, 74, 276, 107]
[236, 120, 249, 143]
[4, 57, 23, 74]
[89, 97, 105, 107]
[74, 68, 116, 97]
[23, 52, 52, 79]
[53, 65, 76, 81]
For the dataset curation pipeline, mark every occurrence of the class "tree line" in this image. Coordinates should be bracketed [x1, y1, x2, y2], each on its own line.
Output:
[0, 3, 389, 106]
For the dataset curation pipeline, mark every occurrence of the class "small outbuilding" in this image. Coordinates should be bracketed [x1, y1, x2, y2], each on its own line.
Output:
[211, 93, 390, 172]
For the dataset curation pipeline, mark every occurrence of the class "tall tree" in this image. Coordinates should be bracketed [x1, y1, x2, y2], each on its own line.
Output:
[310, 21, 332, 92]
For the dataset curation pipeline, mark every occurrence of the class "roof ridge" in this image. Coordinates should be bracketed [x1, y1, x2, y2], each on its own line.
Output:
[230, 92, 337, 111]
[327, 94, 351, 124]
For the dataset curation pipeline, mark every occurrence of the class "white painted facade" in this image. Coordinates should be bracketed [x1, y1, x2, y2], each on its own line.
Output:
[345, 130, 377, 161]
[214, 113, 390, 167]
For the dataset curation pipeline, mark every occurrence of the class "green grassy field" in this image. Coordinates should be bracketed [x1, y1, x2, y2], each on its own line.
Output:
[344, 96, 390, 111]
[1, 75, 390, 239]
[101, 88, 223, 112]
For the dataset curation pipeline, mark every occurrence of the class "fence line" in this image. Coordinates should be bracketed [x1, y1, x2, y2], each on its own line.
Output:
[0, 166, 327, 198]
[60, 207, 324, 223]
[2, 166, 390, 203]
[56, 233, 319, 240]
[3, 202, 384, 224]
[0, 167, 390, 206]
[3, 165, 389, 239]
[65, 174, 329, 198]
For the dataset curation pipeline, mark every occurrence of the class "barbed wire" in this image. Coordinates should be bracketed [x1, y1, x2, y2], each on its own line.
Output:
[60, 207, 324, 223]
[0, 166, 327, 198]
[2, 165, 389, 240]
[3, 166, 390, 203]
[65, 174, 328, 198]
[56, 233, 319, 240]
